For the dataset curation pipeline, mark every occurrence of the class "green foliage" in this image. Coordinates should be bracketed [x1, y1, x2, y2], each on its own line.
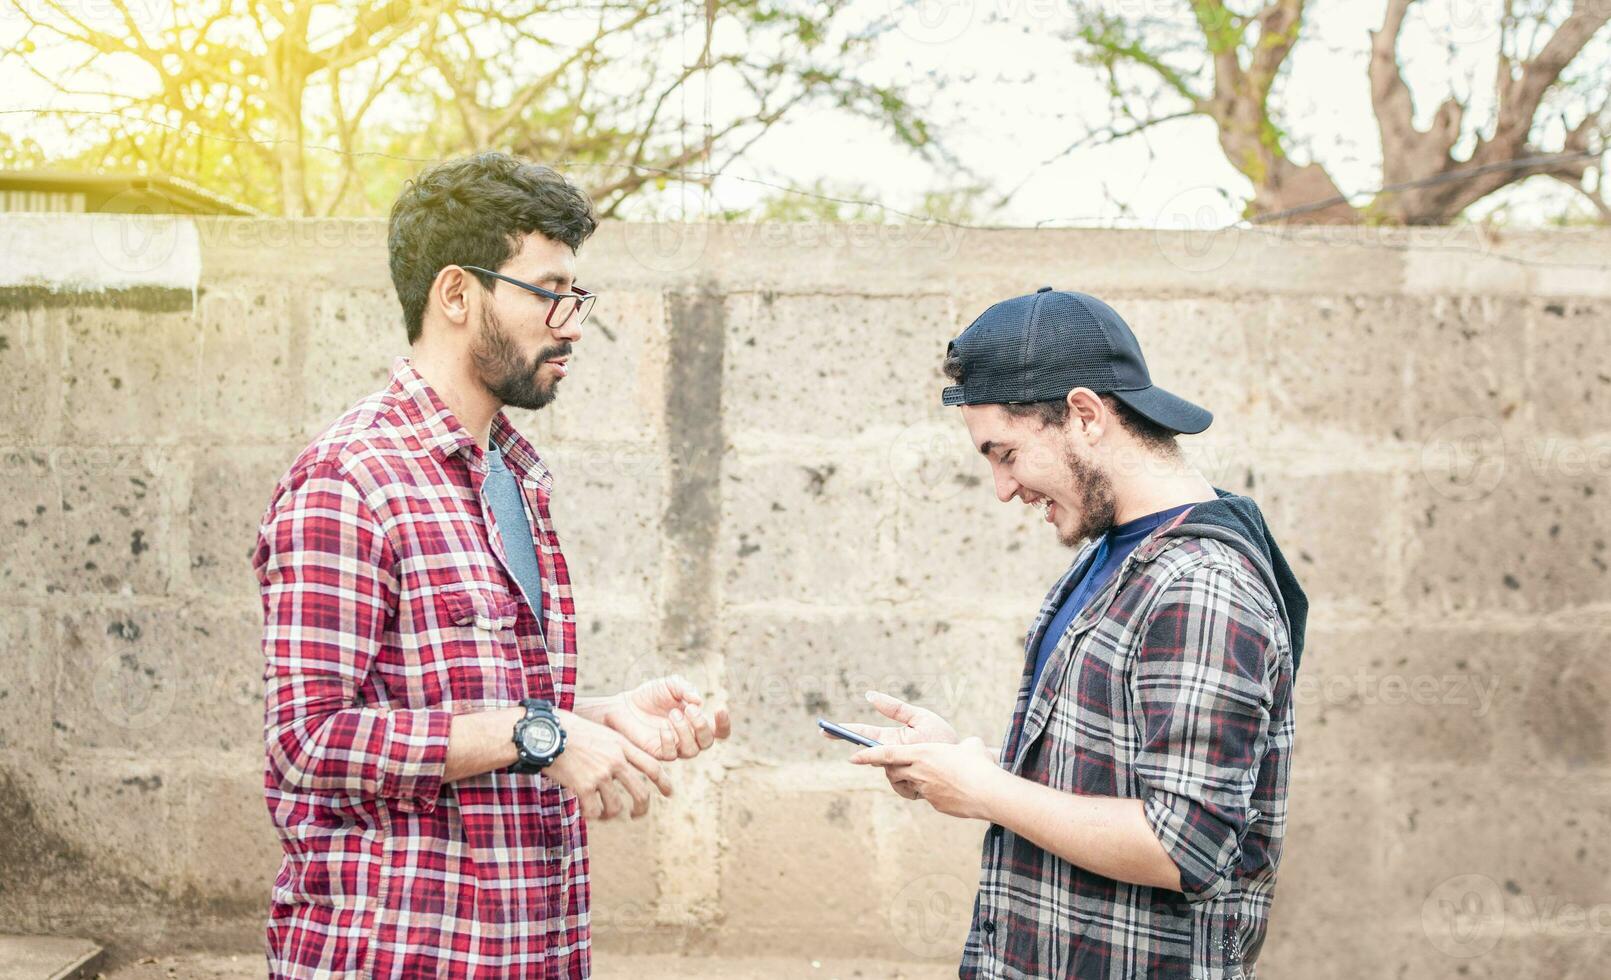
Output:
[9, 0, 943, 218]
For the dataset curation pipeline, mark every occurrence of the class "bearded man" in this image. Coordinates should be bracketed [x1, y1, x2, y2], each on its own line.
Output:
[254, 152, 730, 978]
[844, 288, 1307, 979]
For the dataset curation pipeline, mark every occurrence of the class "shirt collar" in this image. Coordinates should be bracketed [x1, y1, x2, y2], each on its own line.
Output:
[389, 356, 476, 461]
[492, 411, 552, 490]
[387, 357, 551, 490]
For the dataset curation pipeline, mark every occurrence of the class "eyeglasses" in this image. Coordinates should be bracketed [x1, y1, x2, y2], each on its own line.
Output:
[461, 265, 597, 329]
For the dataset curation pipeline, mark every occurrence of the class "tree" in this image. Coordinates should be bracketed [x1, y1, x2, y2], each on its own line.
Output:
[1067, 0, 1610, 224]
[11, 0, 940, 218]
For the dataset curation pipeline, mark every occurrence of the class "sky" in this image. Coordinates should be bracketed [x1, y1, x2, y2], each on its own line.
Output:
[0, 0, 1600, 227]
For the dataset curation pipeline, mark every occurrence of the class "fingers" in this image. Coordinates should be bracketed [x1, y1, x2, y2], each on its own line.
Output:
[667, 707, 699, 759]
[849, 744, 918, 767]
[665, 674, 703, 707]
[600, 780, 627, 821]
[886, 770, 921, 801]
[684, 702, 717, 751]
[581, 790, 606, 821]
[622, 740, 675, 798]
[656, 723, 679, 762]
[827, 722, 891, 742]
[712, 705, 732, 740]
[865, 690, 921, 725]
[613, 766, 653, 819]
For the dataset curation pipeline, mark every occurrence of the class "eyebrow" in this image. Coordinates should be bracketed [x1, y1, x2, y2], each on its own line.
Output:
[978, 440, 997, 458]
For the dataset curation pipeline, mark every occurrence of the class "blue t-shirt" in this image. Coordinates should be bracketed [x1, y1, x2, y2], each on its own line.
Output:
[484, 443, 544, 619]
[1028, 503, 1198, 696]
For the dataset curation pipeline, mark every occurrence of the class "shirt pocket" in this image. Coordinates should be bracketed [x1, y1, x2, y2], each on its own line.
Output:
[433, 584, 528, 708]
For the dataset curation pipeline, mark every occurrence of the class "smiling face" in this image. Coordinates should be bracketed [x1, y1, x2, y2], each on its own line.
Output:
[469, 232, 581, 411]
[960, 400, 1117, 549]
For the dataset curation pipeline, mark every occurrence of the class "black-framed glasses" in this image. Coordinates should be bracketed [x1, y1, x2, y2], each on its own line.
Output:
[461, 265, 597, 329]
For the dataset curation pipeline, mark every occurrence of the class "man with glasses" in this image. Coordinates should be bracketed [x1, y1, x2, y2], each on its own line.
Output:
[254, 152, 730, 979]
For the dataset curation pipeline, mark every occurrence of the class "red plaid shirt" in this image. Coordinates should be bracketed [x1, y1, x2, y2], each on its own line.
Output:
[255, 357, 588, 979]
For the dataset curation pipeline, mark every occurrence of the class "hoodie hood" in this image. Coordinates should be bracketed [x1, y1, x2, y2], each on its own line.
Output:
[1159, 488, 1309, 672]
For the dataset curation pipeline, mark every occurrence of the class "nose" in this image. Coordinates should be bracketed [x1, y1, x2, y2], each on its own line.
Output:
[552, 310, 583, 344]
[992, 465, 1019, 503]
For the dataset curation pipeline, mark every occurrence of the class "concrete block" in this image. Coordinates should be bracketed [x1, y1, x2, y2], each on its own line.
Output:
[884, 460, 1078, 610]
[1405, 295, 1529, 442]
[873, 792, 985, 960]
[1104, 296, 1270, 442]
[0, 450, 60, 596]
[1406, 470, 1610, 614]
[55, 447, 181, 596]
[1385, 932, 1608, 979]
[722, 292, 954, 442]
[1259, 470, 1399, 612]
[586, 806, 663, 933]
[718, 451, 899, 607]
[573, 610, 672, 700]
[1505, 630, 1611, 770]
[181, 762, 281, 904]
[717, 774, 887, 955]
[21, 758, 192, 893]
[541, 290, 669, 445]
[1379, 769, 1611, 949]
[544, 444, 667, 609]
[0, 605, 55, 755]
[1529, 299, 1611, 437]
[0, 304, 63, 445]
[60, 306, 198, 445]
[51, 598, 263, 755]
[194, 288, 301, 440]
[1255, 295, 1412, 441]
[300, 287, 404, 435]
[1260, 768, 1392, 964]
[1293, 627, 1512, 770]
[721, 610, 1025, 764]
[188, 444, 300, 597]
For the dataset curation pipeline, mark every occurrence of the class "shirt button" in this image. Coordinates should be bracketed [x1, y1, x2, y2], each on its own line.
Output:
[982, 920, 996, 935]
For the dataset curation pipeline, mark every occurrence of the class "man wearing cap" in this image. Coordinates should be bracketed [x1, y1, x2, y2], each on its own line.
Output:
[844, 288, 1307, 978]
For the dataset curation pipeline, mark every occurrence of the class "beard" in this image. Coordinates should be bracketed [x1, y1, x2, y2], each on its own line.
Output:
[471, 304, 569, 411]
[1057, 442, 1117, 549]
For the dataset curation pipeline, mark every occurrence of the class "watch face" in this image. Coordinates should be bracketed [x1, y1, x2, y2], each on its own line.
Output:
[521, 719, 560, 758]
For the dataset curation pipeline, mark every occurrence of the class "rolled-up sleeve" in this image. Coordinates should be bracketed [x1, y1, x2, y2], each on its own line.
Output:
[255, 459, 452, 813]
[1130, 560, 1280, 903]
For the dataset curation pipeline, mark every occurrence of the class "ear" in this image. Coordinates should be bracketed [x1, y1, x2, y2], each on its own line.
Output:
[1065, 388, 1106, 444]
[432, 265, 475, 329]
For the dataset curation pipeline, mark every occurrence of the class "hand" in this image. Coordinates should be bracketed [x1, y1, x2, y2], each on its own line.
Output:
[605, 675, 732, 762]
[849, 737, 1005, 820]
[545, 709, 674, 821]
[823, 691, 958, 800]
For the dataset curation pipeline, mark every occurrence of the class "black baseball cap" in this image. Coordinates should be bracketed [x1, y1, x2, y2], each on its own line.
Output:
[940, 286, 1213, 435]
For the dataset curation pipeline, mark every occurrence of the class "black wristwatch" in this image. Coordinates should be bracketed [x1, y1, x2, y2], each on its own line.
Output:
[510, 698, 566, 774]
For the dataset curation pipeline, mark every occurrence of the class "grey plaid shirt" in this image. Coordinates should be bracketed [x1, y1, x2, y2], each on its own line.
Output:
[962, 508, 1298, 979]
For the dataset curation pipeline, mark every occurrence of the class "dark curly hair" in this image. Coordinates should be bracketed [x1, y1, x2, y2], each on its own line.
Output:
[388, 152, 598, 344]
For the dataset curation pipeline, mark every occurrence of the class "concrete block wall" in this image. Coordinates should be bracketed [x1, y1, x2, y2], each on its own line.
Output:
[1, 214, 1609, 975]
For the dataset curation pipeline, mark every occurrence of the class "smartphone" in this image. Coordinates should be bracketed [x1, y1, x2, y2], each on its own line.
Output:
[818, 717, 880, 748]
